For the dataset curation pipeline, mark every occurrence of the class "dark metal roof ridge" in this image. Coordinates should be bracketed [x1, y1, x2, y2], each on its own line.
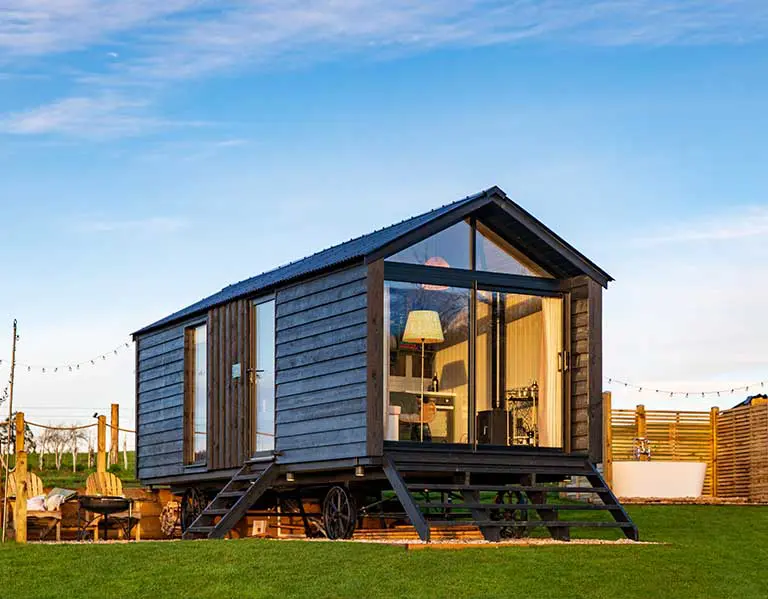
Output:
[489, 188, 614, 287]
[132, 188, 491, 337]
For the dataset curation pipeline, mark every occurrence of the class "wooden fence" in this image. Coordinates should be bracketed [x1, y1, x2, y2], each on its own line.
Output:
[604, 393, 768, 501]
[2, 404, 134, 544]
[717, 403, 768, 501]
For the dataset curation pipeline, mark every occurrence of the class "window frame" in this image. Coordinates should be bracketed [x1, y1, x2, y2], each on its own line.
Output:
[184, 321, 208, 468]
[381, 219, 570, 448]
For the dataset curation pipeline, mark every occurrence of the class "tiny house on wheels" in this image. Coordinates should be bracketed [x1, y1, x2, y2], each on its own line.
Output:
[132, 187, 638, 542]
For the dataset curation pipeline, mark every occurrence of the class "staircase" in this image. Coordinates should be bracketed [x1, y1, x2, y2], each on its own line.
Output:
[182, 459, 278, 539]
[382, 448, 638, 543]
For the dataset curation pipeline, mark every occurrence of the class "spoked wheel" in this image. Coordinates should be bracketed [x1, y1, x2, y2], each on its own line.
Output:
[180, 487, 207, 533]
[493, 491, 529, 539]
[323, 486, 357, 540]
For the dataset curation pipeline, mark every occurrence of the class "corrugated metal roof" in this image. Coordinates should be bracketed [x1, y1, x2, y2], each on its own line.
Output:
[134, 188, 491, 336]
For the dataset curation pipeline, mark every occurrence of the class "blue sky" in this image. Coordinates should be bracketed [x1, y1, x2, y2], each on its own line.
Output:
[1, 1, 767, 430]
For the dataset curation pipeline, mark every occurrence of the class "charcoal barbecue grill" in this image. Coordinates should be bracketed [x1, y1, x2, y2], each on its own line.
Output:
[77, 495, 135, 540]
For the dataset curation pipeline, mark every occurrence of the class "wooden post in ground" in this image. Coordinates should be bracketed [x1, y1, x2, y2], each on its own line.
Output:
[110, 404, 119, 465]
[14, 412, 27, 544]
[97, 415, 107, 473]
[602, 392, 613, 489]
[710, 407, 719, 497]
[636, 405, 648, 460]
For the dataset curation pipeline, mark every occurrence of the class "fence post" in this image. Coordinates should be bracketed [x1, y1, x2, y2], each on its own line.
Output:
[110, 403, 119, 465]
[710, 407, 719, 497]
[636, 404, 648, 460]
[14, 412, 27, 544]
[97, 415, 107, 473]
[602, 391, 613, 489]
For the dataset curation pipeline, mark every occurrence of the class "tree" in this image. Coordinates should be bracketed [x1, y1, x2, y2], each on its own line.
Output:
[67, 426, 88, 472]
[36, 427, 67, 470]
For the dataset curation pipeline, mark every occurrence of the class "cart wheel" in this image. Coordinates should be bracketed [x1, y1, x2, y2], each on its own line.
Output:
[323, 486, 357, 540]
[180, 488, 207, 533]
[493, 491, 529, 539]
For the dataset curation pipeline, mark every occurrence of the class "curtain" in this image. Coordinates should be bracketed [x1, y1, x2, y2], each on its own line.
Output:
[539, 297, 563, 447]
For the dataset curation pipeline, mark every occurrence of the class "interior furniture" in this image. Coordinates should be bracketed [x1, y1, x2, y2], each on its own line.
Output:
[401, 310, 444, 442]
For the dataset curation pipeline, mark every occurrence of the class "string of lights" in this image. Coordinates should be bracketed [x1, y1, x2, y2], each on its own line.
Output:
[605, 377, 767, 399]
[0, 341, 132, 374]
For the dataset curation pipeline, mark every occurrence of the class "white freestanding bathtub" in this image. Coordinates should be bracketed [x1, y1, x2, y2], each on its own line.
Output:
[612, 461, 707, 499]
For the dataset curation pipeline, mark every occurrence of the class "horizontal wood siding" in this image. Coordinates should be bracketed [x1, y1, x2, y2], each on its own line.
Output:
[208, 299, 252, 471]
[275, 265, 368, 464]
[136, 319, 200, 481]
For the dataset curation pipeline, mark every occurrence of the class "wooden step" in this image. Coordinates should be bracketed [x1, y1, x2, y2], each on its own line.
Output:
[414, 502, 620, 511]
[427, 520, 635, 529]
[218, 491, 247, 498]
[233, 473, 263, 482]
[406, 484, 606, 493]
[185, 526, 215, 534]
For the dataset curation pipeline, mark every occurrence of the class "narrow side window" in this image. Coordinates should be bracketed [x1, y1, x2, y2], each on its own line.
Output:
[185, 324, 207, 465]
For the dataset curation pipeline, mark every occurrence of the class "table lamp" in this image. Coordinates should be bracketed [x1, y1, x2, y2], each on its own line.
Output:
[402, 310, 444, 441]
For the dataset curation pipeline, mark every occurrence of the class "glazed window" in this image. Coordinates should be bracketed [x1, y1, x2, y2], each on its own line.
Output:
[185, 324, 207, 465]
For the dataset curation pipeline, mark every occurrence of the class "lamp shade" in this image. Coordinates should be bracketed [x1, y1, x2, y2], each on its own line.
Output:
[402, 310, 444, 344]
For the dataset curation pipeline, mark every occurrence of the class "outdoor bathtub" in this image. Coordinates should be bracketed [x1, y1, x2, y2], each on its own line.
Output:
[612, 461, 707, 499]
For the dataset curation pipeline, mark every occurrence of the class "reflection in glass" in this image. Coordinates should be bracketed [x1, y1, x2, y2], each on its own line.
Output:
[475, 223, 549, 277]
[387, 221, 471, 270]
[384, 281, 470, 444]
[192, 324, 207, 464]
[476, 291, 563, 447]
[255, 300, 276, 452]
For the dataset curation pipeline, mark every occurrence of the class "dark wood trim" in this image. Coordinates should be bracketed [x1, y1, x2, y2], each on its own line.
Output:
[366, 195, 494, 263]
[383, 455, 431, 542]
[587, 278, 603, 463]
[489, 195, 612, 288]
[134, 338, 140, 479]
[366, 259, 385, 457]
[383, 262, 566, 295]
[563, 290, 572, 453]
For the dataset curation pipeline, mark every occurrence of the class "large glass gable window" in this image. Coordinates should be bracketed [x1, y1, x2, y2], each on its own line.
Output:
[476, 223, 550, 277]
[387, 218, 549, 277]
[388, 221, 471, 270]
[383, 218, 564, 448]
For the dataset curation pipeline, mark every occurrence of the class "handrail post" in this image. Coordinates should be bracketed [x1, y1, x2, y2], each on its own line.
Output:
[710, 407, 719, 497]
[97, 415, 107, 473]
[14, 412, 26, 544]
[636, 405, 648, 461]
[602, 391, 613, 489]
[14, 412, 25, 454]
[110, 404, 119, 465]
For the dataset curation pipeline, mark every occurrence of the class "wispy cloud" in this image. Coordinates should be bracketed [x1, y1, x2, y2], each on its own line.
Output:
[0, 94, 201, 138]
[75, 216, 190, 234]
[2, 1, 767, 139]
[637, 206, 768, 245]
[3, 2, 766, 66]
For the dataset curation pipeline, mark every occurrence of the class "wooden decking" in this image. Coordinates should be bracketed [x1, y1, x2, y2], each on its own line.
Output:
[181, 444, 638, 542]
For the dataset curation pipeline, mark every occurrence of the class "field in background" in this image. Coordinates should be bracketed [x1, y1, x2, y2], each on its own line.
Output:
[5, 451, 137, 489]
[1, 505, 767, 599]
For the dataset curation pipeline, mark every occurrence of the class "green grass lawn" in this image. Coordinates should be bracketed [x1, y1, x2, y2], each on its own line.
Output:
[1, 505, 767, 598]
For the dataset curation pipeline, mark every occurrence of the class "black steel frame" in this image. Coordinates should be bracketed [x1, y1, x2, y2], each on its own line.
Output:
[383, 252, 570, 450]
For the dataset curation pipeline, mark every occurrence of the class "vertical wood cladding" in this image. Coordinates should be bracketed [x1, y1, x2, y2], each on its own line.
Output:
[207, 298, 252, 471]
[275, 265, 368, 464]
[568, 275, 603, 460]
